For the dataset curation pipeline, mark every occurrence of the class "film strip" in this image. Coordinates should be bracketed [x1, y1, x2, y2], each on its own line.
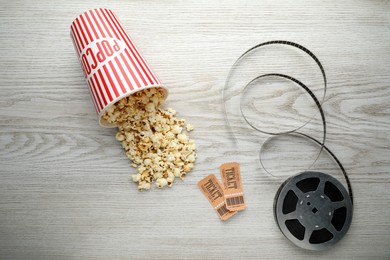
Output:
[223, 40, 353, 250]
[239, 74, 326, 177]
[224, 40, 327, 136]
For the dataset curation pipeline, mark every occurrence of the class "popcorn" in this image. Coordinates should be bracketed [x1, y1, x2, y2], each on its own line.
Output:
[173, 168, 181, 177]
[177, 133, 188, 143]
[102, 88, 196, 191]
[156, 178, 168, 188]
[131, 173, 141, 182]
[138, 181, 151, 191]
[116, 132, 125, 141]
[186, 124, 194, 132]
[167, 108, 176, 115]
[171, 125, 182, 134]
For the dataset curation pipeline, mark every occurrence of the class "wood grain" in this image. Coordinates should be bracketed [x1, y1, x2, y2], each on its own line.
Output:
[0, 0, 389, 259]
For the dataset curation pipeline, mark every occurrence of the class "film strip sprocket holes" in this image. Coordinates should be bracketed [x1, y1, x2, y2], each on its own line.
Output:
[223, 40, 353, 250]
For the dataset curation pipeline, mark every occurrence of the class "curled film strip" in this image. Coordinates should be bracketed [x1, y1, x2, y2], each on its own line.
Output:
[224, 40, 327, 136]
[239, 73, 326, 177]
[223, 40, 353, 250]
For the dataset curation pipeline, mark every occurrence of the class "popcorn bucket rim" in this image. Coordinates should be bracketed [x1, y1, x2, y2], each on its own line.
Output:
[99, 85, 168, 128]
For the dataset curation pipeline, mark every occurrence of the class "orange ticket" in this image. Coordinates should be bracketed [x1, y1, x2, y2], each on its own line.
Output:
[198, 174, 237, 221]
[220, 162, 246, 211]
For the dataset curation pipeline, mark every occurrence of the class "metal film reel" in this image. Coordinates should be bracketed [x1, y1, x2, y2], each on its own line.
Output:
[274, 171, 353, 250]
[223, 41, 354, 250]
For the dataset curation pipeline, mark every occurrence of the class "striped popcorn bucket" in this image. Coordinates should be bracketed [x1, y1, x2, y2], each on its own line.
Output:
[70, 8, 167, 127]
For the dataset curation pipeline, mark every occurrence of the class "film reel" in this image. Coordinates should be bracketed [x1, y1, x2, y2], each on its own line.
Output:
[223, 40, 354, 250]
[274, 171, 353, 250]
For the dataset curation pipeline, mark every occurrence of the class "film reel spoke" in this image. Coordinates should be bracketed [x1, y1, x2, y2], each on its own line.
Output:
[291, 186, 305, 199]
[326, 222, 339, 236]
[281, 210, 300, 221]
[316, 178, 326, 193]
[330, 201, 346, 211]
[303, 227, 314, 242]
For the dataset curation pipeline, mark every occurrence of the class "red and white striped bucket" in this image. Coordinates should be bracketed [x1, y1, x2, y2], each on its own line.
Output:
[70, 8, 167, 127]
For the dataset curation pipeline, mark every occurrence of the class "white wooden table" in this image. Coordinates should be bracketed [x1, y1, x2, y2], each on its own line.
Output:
[1, 0, 389, 259]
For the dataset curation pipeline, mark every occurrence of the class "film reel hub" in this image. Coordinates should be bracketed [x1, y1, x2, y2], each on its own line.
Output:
[274, 171, 352, 250]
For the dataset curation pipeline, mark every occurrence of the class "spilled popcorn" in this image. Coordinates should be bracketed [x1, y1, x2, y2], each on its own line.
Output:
[102, 88, 196, 191]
